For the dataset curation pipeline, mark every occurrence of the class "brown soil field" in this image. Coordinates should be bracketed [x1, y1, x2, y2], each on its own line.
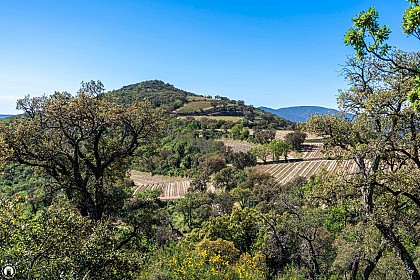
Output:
[178, 115, 243, 122]
[130, 170, 190, 200]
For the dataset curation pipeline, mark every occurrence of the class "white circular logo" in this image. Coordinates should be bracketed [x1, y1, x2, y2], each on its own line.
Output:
[2, 265, 16, 279]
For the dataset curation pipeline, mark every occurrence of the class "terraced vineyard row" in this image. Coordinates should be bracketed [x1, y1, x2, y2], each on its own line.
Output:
[134, 181, 191, 200]
[222, 140, 325, 161]
[130, 170, 190, 199]
[302, 143, 324, 159]
[222, 139, 256, 153]
[263, 159, 360, 185]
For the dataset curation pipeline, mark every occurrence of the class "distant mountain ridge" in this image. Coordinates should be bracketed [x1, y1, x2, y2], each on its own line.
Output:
[259, 106, 350, 123]
[0, 114, 12, 119]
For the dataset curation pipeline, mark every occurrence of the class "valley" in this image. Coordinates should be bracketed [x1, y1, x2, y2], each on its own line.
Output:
[131, 136, 348, 199]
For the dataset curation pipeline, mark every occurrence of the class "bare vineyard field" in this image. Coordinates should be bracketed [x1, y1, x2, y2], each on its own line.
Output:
[186, 96, 210, 101]
[260, 160, 360, 185]
[221, 139, 256, 152]
[275, 130, 321, 141]
[131, 170, 190, 200]
[131, 144, 339, 199]
[222, 140, 324, 161]
[175, 101, 212, 113]
[179, 115, 244, 122]
[302, 143, 324, 159]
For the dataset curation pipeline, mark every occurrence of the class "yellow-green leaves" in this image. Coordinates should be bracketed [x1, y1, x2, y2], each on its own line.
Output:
[402, 2, 420, 38]
[407, 76, 420, 111]
[344, 7, 391, 59]
[3, 81, 166, 221]
[0, 133, 10, 171]
[344, 2, 420, 111]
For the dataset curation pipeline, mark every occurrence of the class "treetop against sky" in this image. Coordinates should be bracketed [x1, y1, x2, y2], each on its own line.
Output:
[0, 0, 418, 114]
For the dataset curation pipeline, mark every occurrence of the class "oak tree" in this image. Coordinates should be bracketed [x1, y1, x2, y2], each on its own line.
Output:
[306, 55, 420, 279]
[285, 131, 307, 150]
[1, 81, 165, 221]
[344, 1, 420, 110]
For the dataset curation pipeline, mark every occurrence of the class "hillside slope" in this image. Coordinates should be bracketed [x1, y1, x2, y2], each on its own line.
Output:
[109, 80, 295, 129]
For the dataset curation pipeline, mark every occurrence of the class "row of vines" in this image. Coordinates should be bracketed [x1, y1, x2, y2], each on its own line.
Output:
[264, 159, 360, 184]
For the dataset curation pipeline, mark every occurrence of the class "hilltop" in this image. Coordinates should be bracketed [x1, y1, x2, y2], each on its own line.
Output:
[109, 80, 295, 129]
[108, 80, 197, 111]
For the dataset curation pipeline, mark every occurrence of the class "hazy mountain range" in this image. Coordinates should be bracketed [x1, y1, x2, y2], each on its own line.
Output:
[259, 106, 351, 123]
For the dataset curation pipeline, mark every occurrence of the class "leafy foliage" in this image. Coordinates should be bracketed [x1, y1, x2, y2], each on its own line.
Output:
[108, 80, 195, 111]
[253, 129, 276, 144]
[269, 140, 292, 162]
[344, 1, 420, 111]
[1, 81, 166, 220]
[285, 130, 307, 150]
[0, 195, 143, 279]
[134, 119, 226, 176]
[306, 53, 420, 279]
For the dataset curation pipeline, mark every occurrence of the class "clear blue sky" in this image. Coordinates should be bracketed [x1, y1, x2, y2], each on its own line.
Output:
[0, 0, 417, 114]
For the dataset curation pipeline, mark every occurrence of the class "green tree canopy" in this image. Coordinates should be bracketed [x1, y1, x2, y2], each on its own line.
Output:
[344, 2, 420, 110]
[269, 140, 292, 162]
[1, 81, 166, 221]
[306, 54, 420, 279]
[285, 131, 307, 150]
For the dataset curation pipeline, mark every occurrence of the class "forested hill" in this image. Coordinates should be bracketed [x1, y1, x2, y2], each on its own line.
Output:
[108, 80, 197, 111]
[108, 80, 295, 129]
[0, 114, 12, 119]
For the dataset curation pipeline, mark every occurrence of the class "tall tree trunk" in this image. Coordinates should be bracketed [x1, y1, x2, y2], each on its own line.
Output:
[83, 190, 101, 221]
[94, 176, 105, 221]
[376, 223, 420, 280]
[363, 242, 385, 280]
[307, 239, 321, 279]
[349, 258, 360, 280]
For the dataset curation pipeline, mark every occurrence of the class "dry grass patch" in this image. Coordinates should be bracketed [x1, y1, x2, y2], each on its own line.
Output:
[175, 101, 212, 112]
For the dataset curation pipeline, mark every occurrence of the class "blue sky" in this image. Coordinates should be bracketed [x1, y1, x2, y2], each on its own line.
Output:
[0, 0, 417, 114]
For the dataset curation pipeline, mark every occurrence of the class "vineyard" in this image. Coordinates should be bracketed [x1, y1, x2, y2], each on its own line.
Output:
[221, 140, 324, 160]
[261, 159, 360, 185]
[131, 170, 190, 200]
[131, 143, 355, 198]
[222, 139, 256, 152]
[302, 143, 324, 159]
[186, 115, 244, 122]
[175, 101, 212, 113]
[132, 159, 361, 198]
[186, 95, 209, 101]
[275, 130, 320, 141]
